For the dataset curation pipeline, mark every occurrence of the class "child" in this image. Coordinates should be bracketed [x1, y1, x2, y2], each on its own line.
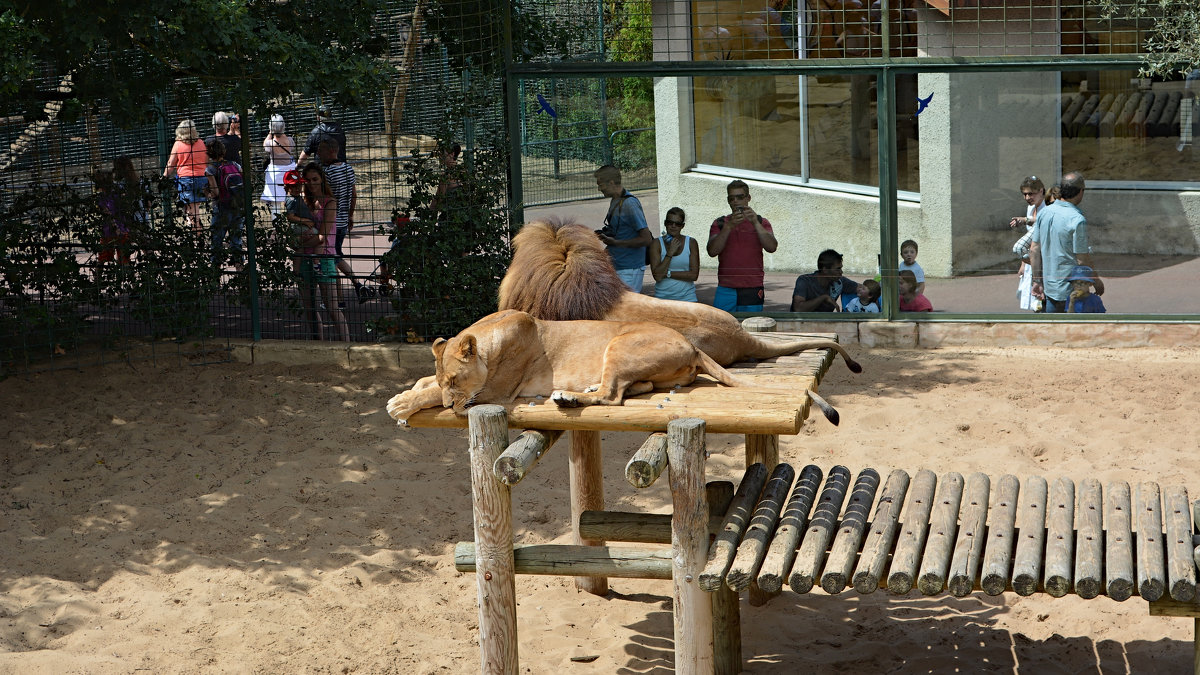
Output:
[899, 239, 925, 295]
[898, 270, 932, 312]
[845, 279, 881, 313]
[283, 169, 320, 256]
[1065, 265, 1106, 313]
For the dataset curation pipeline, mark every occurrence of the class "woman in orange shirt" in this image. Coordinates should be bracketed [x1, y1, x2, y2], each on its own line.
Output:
[162, 119, 208, 233]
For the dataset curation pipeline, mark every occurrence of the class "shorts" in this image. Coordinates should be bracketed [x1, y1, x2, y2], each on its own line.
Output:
[314, 256, 338, 284]
[175, 176, 208, 204]
[713, 286, 764, 313]
[297, 258, 316, 285]
[614, 266, 645, 293]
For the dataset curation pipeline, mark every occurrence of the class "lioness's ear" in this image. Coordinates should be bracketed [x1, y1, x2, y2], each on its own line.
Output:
[431, 337, 448, 359]
[458, 334, 477, 359]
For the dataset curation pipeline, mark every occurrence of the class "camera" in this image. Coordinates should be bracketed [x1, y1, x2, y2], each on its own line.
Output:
[595, 224, 615, 238]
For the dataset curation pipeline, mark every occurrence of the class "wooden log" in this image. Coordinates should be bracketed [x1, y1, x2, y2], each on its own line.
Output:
[493, 429, 563, 486]
[1149, 597, 1200, 617]
[405, 403, 803, 435]
[706, 481, 740, 675]
[667, 418, 714, 675]
[1044, 477, 1077, 598]
[1106, 481, 1135, 601]
[741, 316, 777, 332]
[1164, 486, 1196, 602]
[1131, 91, 1155, 137]
[1074, 478, 1103, 599]
[700, 463, 769, 591]
[579, 482, 734, 543]
[980, 474, 1020, 596]
[947, 472, 990, 597]
[570, 430, 607, 596]
[454, 542, 672, 578]
[625, 433, 668, 488]
[727, 463, 797, 591]
[788, 465, 852, 594]
[467, 405, 518, 675]
[758, 464, 824, 593]
[1136, 481, 1166, 601]
[854, 469, 911, 594]
[821, 468, 882, 594]
[917, 472, 965, 595]
[1012, 475, 1049, 596]
[887, 469, 936, 594]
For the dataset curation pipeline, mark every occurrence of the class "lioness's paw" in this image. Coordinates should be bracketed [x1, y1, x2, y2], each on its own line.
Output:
[386, 392, 422, 423]
[551, 390, 582, 408]
[583, 384, 599, 393]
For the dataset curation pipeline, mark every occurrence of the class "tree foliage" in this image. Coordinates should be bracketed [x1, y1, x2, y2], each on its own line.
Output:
[1098, 0, 1200, 77]
[0, 0, 393, 125]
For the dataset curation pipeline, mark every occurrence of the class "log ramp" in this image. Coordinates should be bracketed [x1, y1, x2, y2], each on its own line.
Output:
[404, 332, 1200, 673]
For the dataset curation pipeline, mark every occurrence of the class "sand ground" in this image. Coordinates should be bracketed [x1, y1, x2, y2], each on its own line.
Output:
[3, 345, 1199, 673]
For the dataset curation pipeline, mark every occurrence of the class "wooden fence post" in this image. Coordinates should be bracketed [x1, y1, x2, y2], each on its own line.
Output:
[668, 418, 714, 674]
[570, 430, 608, 595]
[469, 405, 517, 675]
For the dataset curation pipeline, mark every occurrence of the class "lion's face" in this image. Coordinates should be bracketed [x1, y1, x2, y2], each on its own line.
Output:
[432, 335, 488, 416]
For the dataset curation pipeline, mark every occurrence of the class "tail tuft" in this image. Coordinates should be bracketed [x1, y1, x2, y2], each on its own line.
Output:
[846, 358, 863, 374]
[806, 390, 840, 426]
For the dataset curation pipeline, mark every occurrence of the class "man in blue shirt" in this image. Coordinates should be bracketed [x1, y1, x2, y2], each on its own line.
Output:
[594, 165, 652, 292]
[1030, 171, 1104, 313]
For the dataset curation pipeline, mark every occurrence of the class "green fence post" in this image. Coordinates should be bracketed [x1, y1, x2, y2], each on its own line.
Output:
[876, 67, 899, 320]
[241, 107, 261, 341]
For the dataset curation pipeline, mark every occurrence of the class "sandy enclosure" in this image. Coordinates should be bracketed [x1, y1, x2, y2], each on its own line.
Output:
[2, 345, 1200, 673]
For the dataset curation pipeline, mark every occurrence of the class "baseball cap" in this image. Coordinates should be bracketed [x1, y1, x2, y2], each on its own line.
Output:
[1065, 265, 1095, 282]
[282, 169, 304, 186]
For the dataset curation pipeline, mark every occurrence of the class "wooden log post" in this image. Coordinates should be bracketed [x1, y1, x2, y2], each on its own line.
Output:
[888, 469, 937, 594]
[493, 430, 563, 486]
[1136, 481, 1167, 602]
[821, 468, 881, 594]
[1012, 475, 1049, 596]
[948, 473, 991, 597]
[468, 405, 518, 675]
[789, 465, 853, 594]
[757, 464, 824, 593]
[667, 418, 714, 675]
[570, 430, 607, 595]
[917, 472, 965, 596]
[744, 433, 779, 606]
[626, 433, 668, 488]
[1075, 478, 1103, 599]
[980, 474, 1020, 596]
[1045, 477, 1077, 597]
[727, 463, 797, 592]
[700, 463, 768, 591]
[1106, 481, 1135, 601]
[855, 469, 912, 594]
[707, 482, 741, 675]
[1165, 486, 1196, 602]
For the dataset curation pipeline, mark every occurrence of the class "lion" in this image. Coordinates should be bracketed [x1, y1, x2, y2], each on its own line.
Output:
[497, 218, 862, 372]
[385, 309, 743, 424]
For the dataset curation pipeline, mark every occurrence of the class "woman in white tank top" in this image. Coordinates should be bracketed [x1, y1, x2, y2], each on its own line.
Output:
[648, 207, 700, 302]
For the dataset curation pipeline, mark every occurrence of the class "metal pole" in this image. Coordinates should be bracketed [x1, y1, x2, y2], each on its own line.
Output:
[240, 107, 261, 341]
[503, 0, 525, 227]
[876, 67, 899, 319]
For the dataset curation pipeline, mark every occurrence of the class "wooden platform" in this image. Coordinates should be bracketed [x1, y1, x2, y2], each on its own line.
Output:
[402, 332, 838, 435]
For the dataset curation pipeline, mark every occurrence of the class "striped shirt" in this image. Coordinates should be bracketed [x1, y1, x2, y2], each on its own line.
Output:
[322, 160, 356, 230]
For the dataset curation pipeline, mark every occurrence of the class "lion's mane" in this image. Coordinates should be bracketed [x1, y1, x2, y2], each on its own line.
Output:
[498, 218, 626, 321]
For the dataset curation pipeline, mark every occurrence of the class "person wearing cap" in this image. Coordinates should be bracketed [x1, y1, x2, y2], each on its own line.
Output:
[1065, 265, 1106, 313]
[1030, 171, 1104, 313]
[297, 105, 347, 165]
[282, 169, 322, 338]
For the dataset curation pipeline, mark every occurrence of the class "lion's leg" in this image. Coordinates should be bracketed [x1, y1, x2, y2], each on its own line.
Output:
[387, 376, 444, 425]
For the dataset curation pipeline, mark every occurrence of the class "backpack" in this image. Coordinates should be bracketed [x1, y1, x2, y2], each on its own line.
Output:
[215, 161, 244, 208]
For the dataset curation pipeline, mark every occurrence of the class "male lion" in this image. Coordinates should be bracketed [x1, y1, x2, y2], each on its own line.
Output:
[385, 310, 743, 424]
[497, 219, 862, 372]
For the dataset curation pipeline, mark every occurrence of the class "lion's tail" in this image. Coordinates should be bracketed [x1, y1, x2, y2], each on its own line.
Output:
[697, 350, 743, 387]
[745, 338, 863, 373]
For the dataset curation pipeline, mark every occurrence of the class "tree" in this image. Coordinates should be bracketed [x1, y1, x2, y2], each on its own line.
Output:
[1098, 0, 1200, 78]
[0, 0, 394, 125]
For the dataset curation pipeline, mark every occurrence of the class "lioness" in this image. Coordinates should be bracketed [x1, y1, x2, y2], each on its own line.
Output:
[385, 310, 742, 424]
[497, 219, 862, 372]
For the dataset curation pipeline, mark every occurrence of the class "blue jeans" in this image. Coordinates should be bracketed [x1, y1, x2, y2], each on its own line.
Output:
[1043, 297, 1066, 313]
[713, 286, 763, 313]
[211, 205, 244, 261]
[615, 267, 645, 293]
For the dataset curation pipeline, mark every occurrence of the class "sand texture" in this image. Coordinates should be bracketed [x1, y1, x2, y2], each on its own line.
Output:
[2, 345, 1199, 673]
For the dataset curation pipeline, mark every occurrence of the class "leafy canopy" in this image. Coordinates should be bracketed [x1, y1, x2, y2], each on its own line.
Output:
[1098, 0, 1200, 77]
[0, 0, 393, 125]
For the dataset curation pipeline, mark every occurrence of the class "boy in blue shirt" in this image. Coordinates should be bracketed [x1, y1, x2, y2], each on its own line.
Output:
[1065, 265, 1105, 313]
